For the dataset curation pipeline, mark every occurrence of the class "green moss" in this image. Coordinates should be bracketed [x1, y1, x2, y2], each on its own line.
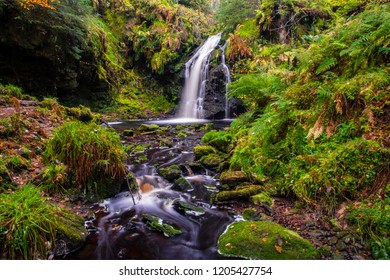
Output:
[138, 123, 160, 132]
[250, 192, 274, 208]
[122, 129, 134, 136]
[200, 154, 224, 170]
[171, 177, 193, 192]
[157, 165, 182, 181]
[193, 145, 217, 160]
[218, 221, 319, 260]
[0, 157, 12, 189]
[173, 200, 206, 216]
[220, 170, 249, 187]
[216, 185, 263, 202]
[65, 106, 97, 122]
[202, 130, 233, 153]
[142, 214, 182, 237]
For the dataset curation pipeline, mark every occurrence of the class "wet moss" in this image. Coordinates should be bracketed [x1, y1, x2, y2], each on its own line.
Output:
[218, 221, 319, 260]
[142, 214, 182, 237]
[193, 145, 217, 160]
[200, 154, 224, 170]
[216, 185, 263, 202]
[250, 192, 274, 208]
[220, 170, 249, 187]
[173, 200, 206, 216]
[171, 177, 193, 192]
[157, 165, 182, 181]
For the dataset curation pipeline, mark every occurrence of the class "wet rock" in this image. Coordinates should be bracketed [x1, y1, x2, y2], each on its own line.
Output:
[250, 192, 274, 208]
[219, 171, 249, 187]
[158, 137, 173, 147]
[242, 208, 260, 221]
[200, 154, 223, 170]
[157, 165, 182, 181]
[193, 145, 217, 160]
[142, 214, 182, 237]
[171, 177, 193, 192]
[218, 221, 319, 260]
[216, 185, 263, 202]
[138, 123, 160, 132]
[173, 200, 206, 216]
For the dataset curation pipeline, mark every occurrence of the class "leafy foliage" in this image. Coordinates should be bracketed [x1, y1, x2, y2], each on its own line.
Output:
[0, 184, 85, 259]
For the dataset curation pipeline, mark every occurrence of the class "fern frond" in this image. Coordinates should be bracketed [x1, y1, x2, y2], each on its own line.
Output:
[316, 57, 337, 74]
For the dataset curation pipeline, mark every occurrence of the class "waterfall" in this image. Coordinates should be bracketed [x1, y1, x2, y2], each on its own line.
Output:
[220, 42, 231, 119]
[177, 34, 222, 119]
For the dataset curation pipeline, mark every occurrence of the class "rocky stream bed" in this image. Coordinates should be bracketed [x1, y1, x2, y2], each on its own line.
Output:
[0, 103, 372, 260]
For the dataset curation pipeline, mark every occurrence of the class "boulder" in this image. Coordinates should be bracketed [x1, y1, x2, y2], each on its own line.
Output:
[218, 221, 319, 259]
[157, 165, 182, 181]
[215, 185, 263, 202]
[220, 171, 249, 187]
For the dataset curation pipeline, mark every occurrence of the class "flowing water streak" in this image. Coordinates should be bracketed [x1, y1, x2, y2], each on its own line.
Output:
[220, 42, 231, 119]
[178, 34, 222, 119]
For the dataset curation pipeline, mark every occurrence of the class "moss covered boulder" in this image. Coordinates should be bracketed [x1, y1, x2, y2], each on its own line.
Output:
[216, 185, 263, 202]
[193, 145, 217, 160]
[202, 130, 233, 153]
[220, 171, 250, 187]
[157, 165, 182, 181]
[218, 221, 319, 260]
[200, 154, 224, 170]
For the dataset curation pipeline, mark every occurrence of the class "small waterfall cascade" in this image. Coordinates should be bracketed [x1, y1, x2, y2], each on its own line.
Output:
[177, 34, 222, 119]
[220, 42, 231, 119]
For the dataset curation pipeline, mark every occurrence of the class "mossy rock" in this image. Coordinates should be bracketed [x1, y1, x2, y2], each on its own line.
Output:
[157, 165, 182, 181]
[142, 214, 182, 237]
[138, 123, 160, 132]
[218, 221, 319, 260]
[173, 200, 206, 216]
[250, 193, 274, 208]
[171, 177, 193, 192]
[220, 171, 250, 187]
[193, 145, 217, 160]
[216, 185, 263, 202]
[200, 154, 224, 170]
[159, 137, 173, 147]
[202, 130, 233, 153]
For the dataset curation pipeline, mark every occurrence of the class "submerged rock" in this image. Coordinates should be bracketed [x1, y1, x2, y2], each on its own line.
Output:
[173, 200, 206, 216]
[171, 177, 193, 192]
[218, 221, 319, 260]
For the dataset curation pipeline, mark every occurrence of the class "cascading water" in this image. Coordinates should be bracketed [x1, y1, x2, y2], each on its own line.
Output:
[177, 34, 222, 119]
[220, 42, 231, 119]
[67, 120, 238, 260]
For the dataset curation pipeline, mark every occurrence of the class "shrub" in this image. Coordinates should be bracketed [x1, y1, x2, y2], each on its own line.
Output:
[43, 121, 126, 190]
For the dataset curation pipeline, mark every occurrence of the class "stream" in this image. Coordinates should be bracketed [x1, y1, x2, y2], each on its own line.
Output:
[68, 119, 240, 260]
